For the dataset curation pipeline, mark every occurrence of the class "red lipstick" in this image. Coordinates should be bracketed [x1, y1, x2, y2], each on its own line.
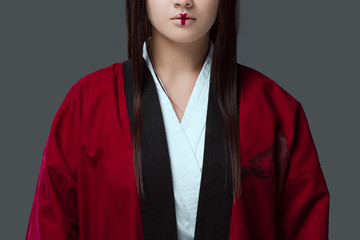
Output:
[170, 12, 196, 26]
[180, 13, 187, 25]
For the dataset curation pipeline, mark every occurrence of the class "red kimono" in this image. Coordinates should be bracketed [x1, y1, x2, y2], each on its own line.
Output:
[25, 59, 330, 239]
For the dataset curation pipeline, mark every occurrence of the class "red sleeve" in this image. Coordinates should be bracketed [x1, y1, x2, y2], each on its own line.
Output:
[276, 103, 330, 239]
[26, 83, 82, 239]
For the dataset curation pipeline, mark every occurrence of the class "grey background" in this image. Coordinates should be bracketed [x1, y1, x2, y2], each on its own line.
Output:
[1, 0, 358, 238]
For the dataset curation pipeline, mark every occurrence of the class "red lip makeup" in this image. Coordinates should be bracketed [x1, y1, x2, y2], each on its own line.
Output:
[171, 12, 196, 26]
[180, 13, 187, 25]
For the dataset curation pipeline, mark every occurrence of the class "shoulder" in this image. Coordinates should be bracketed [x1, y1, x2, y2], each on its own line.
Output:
[236, 63, 301, 116]
[68, 62, 125, 99]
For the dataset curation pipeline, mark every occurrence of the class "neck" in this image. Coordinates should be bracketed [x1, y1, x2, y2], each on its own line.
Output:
[149, 31, 210, 85]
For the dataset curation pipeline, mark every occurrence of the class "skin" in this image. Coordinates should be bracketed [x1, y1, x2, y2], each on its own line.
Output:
[146, 0, 220, 122]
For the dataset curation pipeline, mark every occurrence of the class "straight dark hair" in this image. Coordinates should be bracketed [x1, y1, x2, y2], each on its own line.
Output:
[126, 0, 242, 202]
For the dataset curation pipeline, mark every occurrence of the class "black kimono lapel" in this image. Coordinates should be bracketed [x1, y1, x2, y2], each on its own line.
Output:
[122, 58, 237, 239]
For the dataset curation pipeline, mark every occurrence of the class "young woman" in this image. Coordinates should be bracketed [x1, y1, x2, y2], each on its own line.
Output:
[26, 0, 330, 239]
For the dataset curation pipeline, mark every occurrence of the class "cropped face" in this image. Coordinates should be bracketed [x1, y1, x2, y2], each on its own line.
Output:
[146, 0, 220, 43]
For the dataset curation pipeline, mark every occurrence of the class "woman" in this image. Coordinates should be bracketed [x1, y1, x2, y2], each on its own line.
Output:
[26, 0, 330, 239]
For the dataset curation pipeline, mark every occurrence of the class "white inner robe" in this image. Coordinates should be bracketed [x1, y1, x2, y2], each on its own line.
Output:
[142, 38, 214, 240]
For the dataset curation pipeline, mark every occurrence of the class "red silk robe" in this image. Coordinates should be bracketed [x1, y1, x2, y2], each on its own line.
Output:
[25, 59, 330, 239]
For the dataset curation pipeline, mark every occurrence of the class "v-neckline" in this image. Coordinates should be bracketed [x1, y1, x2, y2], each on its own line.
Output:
[152, 55, 211, 130]
[142, 38, 213, 129]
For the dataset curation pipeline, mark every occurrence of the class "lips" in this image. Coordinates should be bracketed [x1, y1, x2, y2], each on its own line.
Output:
[170, 12, 196, 20]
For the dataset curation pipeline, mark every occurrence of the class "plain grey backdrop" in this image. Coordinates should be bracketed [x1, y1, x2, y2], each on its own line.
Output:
[1, 0, 358, 238]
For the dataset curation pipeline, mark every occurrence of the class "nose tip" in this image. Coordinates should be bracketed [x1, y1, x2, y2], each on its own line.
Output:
[173, 0, 193, 8]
